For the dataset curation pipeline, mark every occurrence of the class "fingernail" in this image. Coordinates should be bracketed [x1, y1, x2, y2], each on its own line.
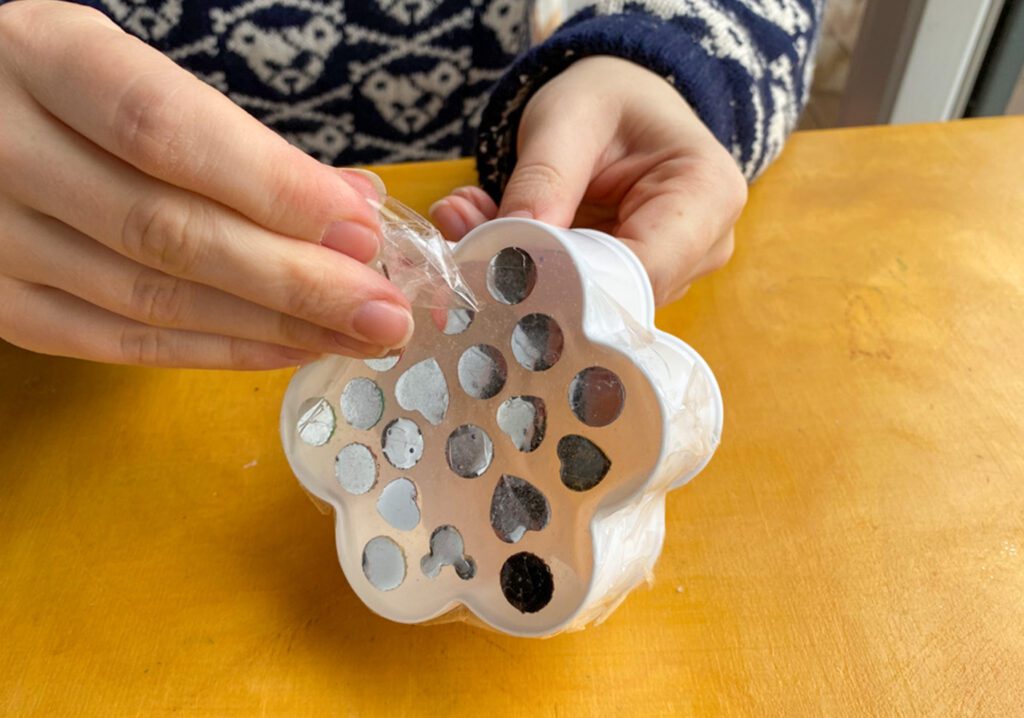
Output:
[352, 301, 414, 348]
[429, 199, 467, 238]
[503, 210, 534, 219]
[340, 169, 387, 202]
[321, 220, 380, 262]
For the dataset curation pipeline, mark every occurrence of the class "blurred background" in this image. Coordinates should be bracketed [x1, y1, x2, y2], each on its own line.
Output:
[802, 0, 1024, 129]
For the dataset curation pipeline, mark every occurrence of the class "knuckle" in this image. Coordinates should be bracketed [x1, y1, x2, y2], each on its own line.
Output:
[646, 257, 693, 305]
[0, 2, 26, 36]
[629, 247, 675, 308]
[505, 161, 564, 196]
[0, 1, 47, 39]
[716, 232, 737, 267]
[64, 3, 112, 25]
[111, 73, 191, 175]
[226, 335, 259, 368]
[664, 282, 691, 305]
[118, 324, 166, 365]
[702, 235, 735, 278]
[673, 225, 707, 270]
[266, 164, 302, 209]
[0, 3, 40, 55]
[264, 160, 322, 229]
[274, 311, 340, 355]
[121, 195, 207, 275]
[0, 280, 33, 348]
[0, 1, 106, 53]
[281, 260, 333, 320]
[649, 275, 678, 307]
[129, 269, 192, 326]
[723, 166, 748, 219]
[705, 150, 748, 220]
[275, 311, 316, 348]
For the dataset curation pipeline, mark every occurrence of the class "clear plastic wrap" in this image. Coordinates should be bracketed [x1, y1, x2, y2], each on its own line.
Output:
[373, 197, 478, 312]
[280, 209, 722, 637]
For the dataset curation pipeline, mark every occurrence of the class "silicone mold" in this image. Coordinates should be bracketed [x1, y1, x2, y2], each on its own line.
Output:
[280, 218, 723, 637]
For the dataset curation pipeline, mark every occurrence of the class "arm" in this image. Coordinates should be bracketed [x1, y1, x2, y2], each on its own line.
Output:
[432, 0, 822, 303]
[481, 0, 822, 186]
[0, 1, 409, 368]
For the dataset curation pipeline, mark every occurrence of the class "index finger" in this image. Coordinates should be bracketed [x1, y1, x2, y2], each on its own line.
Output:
[6, 2, 374, 243]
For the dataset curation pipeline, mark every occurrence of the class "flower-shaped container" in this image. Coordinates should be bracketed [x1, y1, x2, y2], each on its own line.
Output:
[280, 218, 722, 637]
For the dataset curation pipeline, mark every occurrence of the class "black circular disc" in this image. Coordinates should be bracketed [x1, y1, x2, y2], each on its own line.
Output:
[499, 552, 554, 614]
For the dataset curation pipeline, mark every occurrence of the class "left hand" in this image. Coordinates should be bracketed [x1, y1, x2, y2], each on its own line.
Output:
[429, 55, 747, 305]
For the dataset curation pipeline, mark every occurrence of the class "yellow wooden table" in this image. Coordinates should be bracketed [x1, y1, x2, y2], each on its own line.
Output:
[2, 117, 1023, 716]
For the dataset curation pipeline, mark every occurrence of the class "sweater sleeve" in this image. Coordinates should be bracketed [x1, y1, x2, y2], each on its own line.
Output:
[475, 0, 823, 198]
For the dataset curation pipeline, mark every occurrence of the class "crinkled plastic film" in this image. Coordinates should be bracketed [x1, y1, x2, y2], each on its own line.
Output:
[280, 215, 722, 638]
[556, 275, 721, 632]
[372, 197, 478, 312]
[294, 199, 475, 515]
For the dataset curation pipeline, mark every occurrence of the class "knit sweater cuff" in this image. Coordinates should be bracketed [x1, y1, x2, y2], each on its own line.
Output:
[475, 11, 739, 201]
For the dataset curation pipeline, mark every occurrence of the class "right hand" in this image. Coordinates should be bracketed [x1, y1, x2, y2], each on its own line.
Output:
[0, 1, 413, 369]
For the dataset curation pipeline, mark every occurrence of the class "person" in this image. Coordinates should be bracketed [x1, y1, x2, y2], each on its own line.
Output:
[0, 0, 821, 368]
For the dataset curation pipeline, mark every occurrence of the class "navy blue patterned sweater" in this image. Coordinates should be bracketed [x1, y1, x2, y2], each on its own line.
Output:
[31, 0, 822, 198]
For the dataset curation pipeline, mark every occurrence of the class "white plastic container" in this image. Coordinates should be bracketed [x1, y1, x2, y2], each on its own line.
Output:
[280, 218, 722, 637]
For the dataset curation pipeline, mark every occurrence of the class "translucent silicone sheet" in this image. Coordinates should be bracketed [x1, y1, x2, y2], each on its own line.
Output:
[281, 217, 721, 636]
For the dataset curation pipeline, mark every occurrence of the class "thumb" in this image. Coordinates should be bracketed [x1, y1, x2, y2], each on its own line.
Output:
[497, 101, 606, 226]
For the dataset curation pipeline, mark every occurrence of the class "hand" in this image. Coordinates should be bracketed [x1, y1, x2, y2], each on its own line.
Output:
[0, 1, 412, 369]
[430, 55, 747, 305]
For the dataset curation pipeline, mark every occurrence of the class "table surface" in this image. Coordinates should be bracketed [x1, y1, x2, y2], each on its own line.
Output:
[2, 117, 1023, 716]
